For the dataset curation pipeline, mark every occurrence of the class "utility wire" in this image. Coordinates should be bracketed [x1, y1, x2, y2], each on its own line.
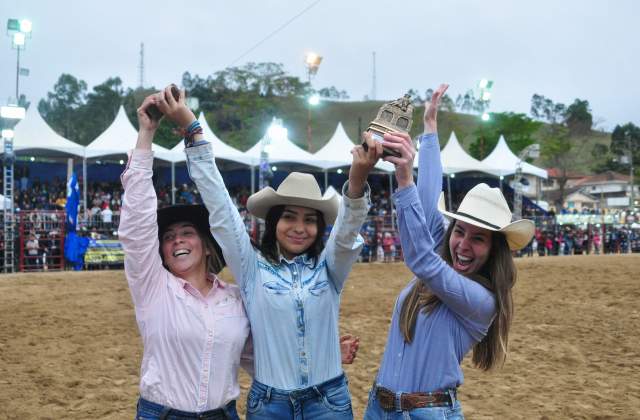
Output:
[228, 0, 321, 66]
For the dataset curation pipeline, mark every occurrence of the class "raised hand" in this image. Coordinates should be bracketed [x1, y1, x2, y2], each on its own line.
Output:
[348, 132, 383, 198]
[155, 85, 196, 129]
[382, 132, 416, 189]
[424, 83, 449, 134]
[135, 94, 161, 150]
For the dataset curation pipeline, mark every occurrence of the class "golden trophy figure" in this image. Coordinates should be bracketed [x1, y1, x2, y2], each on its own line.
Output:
[364, 94, 414, 157]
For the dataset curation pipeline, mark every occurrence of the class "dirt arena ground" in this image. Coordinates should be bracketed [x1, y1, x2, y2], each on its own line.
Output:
[1, 255, 639, 420]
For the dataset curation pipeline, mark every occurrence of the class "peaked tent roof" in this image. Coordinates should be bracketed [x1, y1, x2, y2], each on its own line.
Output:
[482, 135, 548, 179]
[85, 106, 178, 162]
[312, 123, 355, 169]
[6, 104, 85, 158]
[170, 112, 249, 165]
[437, 132, 498, 175]
[245, 124, 321, 168]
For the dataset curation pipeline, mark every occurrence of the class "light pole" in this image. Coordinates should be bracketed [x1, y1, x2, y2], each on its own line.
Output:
[304, 52, 322, 152]
[513, 144, 540, 220]
[7, 19, 32, 103]
[627, 132, 635, 212]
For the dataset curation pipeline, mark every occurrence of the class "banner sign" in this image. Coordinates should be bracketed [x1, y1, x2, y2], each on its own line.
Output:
[84, 239, 124, 265]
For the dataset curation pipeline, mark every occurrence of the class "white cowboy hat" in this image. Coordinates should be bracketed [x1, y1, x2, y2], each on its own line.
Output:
[247, 172, 340, 224]
[438, 183, 535, 251]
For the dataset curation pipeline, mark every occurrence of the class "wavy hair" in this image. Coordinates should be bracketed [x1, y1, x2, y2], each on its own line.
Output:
[398, 221, 517, 370]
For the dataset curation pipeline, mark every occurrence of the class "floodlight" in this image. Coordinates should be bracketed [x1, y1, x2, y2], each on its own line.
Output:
[450, 173, 456, 179]
[481, 112, 490, 121]
[481, 91, 491, 101]
[308, 94, 320, 106]
[500, 175, 504, 180]
[19, 19, 32, 33]
[478, 79, 489, 89]
[1, 105, 26, 119]
[30, 156, 35, 162]
[7, 19, 20, 32]
[337, 169, 343, 174]
[305, 52, 322, 68]
[13, 32, 25, 47]
[2, 129, 15, 139]
[271, 166, 278, 172]
[267, 120, 287, 142]
[119, 159, 125, 165]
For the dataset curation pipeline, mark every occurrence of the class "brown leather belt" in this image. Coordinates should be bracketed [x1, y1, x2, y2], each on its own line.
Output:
[374, 383, 456, 411]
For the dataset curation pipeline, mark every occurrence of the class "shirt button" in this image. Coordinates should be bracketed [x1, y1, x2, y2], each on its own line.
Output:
[301, 352, 306, 356]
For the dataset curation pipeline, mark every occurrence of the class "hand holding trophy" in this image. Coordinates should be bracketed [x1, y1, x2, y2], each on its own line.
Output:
[363, 94, 414, 158]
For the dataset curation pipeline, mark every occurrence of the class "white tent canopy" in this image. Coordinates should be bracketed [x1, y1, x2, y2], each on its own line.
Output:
[437, 132, 498, 176]
[312, 123, 355, 169]
[170, 112, 248, 165]
[245, 121, 321, 168]
[6, 104, 85, 158]
[482, 135, 548, 179]
[85, 106, 178, 162]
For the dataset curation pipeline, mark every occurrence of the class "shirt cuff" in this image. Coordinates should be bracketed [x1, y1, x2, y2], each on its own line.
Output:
[392, 184, 420, 209]
[341, 181, 371, 211]
[185, 141, 214, 161]
[418, 132, 438, 146]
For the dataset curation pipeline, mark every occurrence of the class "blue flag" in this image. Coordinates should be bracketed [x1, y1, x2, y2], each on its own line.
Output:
[65, 172, 79, 232]
[64, 172, 88, 269]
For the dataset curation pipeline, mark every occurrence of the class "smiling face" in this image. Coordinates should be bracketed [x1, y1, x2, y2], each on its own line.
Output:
[160, 222, 208, 276]
[448, 220, 493, 275]
[275, 206, 319, 260]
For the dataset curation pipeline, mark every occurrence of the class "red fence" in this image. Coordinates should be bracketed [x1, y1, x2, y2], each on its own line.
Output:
[18, 211, 66, 272]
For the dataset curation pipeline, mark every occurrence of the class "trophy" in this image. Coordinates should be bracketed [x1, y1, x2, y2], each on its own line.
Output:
[364, 94, 414, 157]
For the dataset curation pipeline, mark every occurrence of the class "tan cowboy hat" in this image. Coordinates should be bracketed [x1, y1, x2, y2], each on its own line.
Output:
[247, 172, 340, 224]
[438, 183, 535, 251]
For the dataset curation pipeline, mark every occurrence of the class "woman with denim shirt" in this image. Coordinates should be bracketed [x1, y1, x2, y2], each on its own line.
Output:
[155, 86, 380, 419]
[364, 84, 535, 419]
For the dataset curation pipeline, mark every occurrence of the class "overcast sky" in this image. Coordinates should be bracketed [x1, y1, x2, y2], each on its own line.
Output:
[2, 0, 638, 131]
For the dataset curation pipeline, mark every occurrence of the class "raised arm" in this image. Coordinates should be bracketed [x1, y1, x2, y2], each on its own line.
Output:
[155, 86, 256, 294]
[324, 134, 379, 292]
[118, 95, 168, 308]
[418, 84, 449, 248]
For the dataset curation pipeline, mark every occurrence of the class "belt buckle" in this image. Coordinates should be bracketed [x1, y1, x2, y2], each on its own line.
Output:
[423, 394, 438, 404]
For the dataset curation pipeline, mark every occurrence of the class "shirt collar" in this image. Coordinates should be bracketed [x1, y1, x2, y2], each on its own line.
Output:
[278, 253, 315, 268]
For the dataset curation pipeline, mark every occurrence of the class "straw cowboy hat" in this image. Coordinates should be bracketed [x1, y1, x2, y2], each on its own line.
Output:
[438, 183, 535, 251]
[247, 172, 340, 224]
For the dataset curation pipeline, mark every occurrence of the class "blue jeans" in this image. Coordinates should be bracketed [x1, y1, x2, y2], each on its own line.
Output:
[135, 397, 239, 420]
[246, 373, 353, 420]
[363, 388, 464, 420]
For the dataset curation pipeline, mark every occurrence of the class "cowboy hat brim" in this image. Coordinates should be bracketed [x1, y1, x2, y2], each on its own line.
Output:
[157, 204, 225, 268]
[438, 202, 535, 251]
[247, 187, 340, 225]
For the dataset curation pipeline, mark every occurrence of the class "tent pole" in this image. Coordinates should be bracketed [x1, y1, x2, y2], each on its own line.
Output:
[447, 174, 453, 212]
[171, 162, 175, 205]
[251, 166, 255, 194]
[324, 170, 328, 191]
[82, 158, 87, 221]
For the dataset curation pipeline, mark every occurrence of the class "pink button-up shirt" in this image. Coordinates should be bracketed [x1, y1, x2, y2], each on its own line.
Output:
[118, 149, 251, 412]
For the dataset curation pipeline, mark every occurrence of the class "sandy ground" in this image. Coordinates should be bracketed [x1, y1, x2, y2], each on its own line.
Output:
[1, 255, 640, 420]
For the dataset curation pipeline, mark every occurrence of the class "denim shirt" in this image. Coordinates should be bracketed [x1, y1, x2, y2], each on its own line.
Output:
[186, 143, 370, 390]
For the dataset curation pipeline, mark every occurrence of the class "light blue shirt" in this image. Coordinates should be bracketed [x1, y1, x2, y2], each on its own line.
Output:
[376, 133, 496, 393]
[186, 143, 370, 390]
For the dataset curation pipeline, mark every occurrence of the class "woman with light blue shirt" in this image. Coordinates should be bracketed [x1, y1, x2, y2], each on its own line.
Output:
[155, 86, 381, 419]
[364, 84, 535, 419]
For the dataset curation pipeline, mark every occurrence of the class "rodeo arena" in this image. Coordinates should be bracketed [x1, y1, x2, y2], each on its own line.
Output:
[1, 105, 639, 274]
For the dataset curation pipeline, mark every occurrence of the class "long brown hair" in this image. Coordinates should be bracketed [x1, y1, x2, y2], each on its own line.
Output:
[159, 226, 225, 275]
[398, 221, 516, 371]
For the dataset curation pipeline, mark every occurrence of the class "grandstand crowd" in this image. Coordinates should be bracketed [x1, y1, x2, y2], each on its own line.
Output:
[2, 169, 640, 272]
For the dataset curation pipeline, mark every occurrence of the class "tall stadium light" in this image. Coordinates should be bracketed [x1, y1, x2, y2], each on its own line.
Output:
[308, 94, 320, 106]
[481, 112, 490, 121]
[513, 144, 541, 220]
[1, 105, 26, 119]
[19, 19, 32, 34]
[305, 51, 323, 152]
[12, 32, 25, 47]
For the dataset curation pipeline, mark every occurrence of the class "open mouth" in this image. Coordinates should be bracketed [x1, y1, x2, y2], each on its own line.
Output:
[173, 249, 191, 257]
[456, 253, 473, 268]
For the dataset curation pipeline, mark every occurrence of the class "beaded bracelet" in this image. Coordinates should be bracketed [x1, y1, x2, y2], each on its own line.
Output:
[183, 120, 204, 147]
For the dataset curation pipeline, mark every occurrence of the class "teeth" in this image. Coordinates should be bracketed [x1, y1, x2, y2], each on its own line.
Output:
[457, 254, 472, 263]
[173, 249, 190, 257]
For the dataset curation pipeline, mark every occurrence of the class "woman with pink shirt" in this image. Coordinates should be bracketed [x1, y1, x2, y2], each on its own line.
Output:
[119, 94, 250, 419]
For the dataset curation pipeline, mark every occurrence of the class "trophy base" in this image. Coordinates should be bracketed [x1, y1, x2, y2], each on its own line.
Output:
[363, 125, 401, 158]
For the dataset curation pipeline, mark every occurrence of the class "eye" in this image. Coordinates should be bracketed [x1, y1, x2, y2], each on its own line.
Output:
[305, 217, 317, 224]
